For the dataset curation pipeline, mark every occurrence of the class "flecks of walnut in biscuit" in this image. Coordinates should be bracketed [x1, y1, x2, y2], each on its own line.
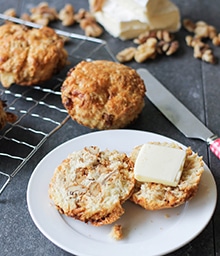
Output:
[0, 24, 68, 87]
[49, 146, 135, 226]
[130, 143, 204, 210]
[61, 60, 146, 130]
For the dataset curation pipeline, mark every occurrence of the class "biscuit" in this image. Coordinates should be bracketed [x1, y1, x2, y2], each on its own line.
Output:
[61, 60, 146, 129]
[130, 142, 204, 210]
[49, 146, 135, 226]
[0, 23, 68, 88]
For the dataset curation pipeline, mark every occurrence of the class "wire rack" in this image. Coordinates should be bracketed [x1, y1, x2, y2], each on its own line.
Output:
[0, 14, 116, 195]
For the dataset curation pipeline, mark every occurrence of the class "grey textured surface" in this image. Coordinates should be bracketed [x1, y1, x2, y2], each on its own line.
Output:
[0, 0, 220, 255]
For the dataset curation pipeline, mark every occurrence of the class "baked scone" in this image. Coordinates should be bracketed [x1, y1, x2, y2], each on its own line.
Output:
[130, 142, 204, 210]
[0, 99, 17, 130]
[0, 23, 68, 88]
[61, 60, 146, 129]
[49, 146, 135, 226]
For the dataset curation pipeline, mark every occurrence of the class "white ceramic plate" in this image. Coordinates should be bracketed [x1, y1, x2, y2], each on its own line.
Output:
[27, 130, 217, 256]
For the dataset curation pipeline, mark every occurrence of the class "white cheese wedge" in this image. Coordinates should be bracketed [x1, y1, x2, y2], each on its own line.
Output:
[134, 143, 186, 186]
[89, 0, 180, 40]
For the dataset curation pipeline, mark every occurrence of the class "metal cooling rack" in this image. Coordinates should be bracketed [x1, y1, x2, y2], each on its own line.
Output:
[0, 14, 116, 195]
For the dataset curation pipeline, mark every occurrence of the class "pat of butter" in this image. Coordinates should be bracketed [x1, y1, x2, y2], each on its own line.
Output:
[89, 0, 180, 40]
[134, 143, 186, 186]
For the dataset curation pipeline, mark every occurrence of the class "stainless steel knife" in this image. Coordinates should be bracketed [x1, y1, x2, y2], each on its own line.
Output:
[137, 68, 220, 159]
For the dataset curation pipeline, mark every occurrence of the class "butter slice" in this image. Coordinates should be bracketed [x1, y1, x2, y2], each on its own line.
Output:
[89, 0, 180, 40]
[134, 143, 186, 186]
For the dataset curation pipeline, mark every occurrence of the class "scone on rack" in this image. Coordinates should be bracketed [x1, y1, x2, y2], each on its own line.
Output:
[61, 60, 146, 130]
[49, 146, 135, 226]
[0, 23, 68, 88]
[130, 142, 204, 210]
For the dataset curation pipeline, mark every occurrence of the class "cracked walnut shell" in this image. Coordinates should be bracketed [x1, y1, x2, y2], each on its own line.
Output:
[61, 60, 146, 130]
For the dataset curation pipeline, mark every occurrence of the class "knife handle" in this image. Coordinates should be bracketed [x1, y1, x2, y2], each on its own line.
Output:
[209, 138, 220, 159]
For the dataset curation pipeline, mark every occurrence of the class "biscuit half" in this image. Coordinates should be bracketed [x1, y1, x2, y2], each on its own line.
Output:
[130, 142, 204, 210]
[49, 146, 135, 226]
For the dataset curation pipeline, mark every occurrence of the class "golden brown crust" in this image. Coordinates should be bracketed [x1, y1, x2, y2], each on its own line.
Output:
[130, 142, 204, 210]
[0, 23, 68, 88]
[49, 146, 135, 226]
[61, 60, 146, 130]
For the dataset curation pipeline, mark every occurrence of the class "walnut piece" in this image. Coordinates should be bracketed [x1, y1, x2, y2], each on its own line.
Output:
[30, 2, 59, 26]
[165, 41, 180, 56]
[79, 17, 103, 37]
[77, 8, 103, 37]
[20, 13, 32, 22]
[133, 31, 157, 44]
[117, 29, 179, 63]
[134, 38, 157, 63]
[19, 3, 102, 38]
[74, 8, 95, 23]
[59, 4, 75, 26]
[3, 8, 16, 17]
[183, 19, 196, 33]
[116, 47, 136, 62]
[184, 18, 218, 64]
[212, 34, 220, 46]
[185, 35, 216, 64]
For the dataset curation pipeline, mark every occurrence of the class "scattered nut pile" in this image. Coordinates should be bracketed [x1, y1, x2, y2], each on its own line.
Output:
[3, 3, 220, 65]
[3, 2, 103, 38]
[183, 18, 220, 64]
[116, 30, 179, 63]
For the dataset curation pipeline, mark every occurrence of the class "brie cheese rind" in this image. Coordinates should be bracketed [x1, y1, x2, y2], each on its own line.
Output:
[89, 0, 181, 40]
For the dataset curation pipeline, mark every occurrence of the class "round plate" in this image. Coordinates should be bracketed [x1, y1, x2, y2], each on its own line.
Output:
[27, 130, 217, 256]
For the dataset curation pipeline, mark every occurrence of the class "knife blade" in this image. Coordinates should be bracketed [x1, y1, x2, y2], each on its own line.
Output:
[137, 68, 220, 159]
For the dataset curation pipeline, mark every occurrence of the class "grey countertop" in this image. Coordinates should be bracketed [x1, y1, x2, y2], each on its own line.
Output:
[0, 0, 220, 255]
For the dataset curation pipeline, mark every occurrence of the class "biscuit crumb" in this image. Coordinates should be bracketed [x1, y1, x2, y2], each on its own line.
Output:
[165, 214, 170, 218]
[110, 224, 123, 240]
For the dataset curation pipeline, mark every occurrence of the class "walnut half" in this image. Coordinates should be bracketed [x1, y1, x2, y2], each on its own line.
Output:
[116, 30, 179, 63]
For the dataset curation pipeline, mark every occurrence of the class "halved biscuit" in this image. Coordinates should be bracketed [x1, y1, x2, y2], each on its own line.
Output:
[130, 142, 204, 210]
[49, 146, 135, 226]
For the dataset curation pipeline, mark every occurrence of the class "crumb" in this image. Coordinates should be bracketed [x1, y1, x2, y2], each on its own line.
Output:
[110, 224, 123, 240]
